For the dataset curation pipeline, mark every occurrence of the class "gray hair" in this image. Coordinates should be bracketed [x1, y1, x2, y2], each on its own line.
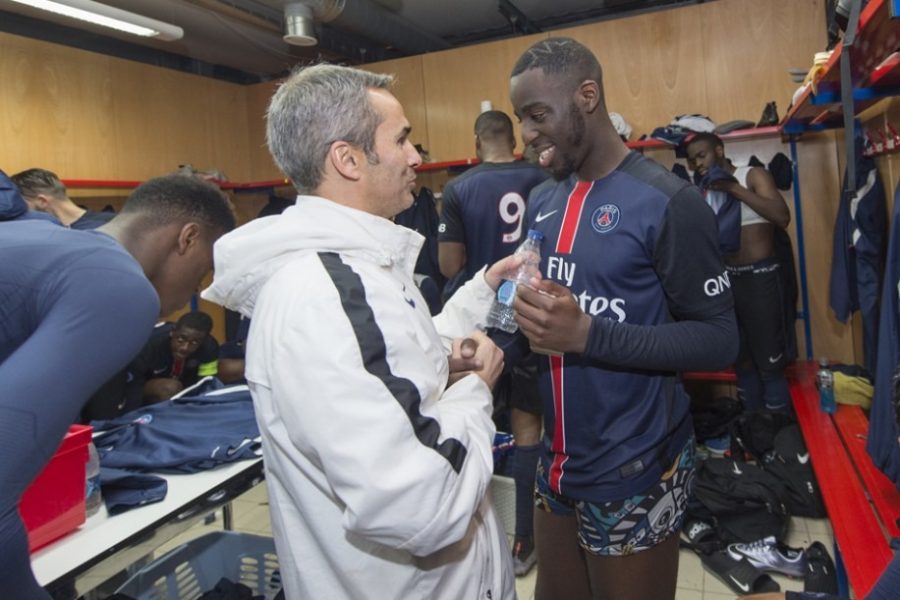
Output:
[266, 63, 393, 194]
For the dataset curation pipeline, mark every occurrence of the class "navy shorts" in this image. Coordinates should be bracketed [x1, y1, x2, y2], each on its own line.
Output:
[535, 437, 695, 556]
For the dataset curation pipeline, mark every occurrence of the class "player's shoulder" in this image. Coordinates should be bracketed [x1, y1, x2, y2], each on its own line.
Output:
[618, 152, 693, 201]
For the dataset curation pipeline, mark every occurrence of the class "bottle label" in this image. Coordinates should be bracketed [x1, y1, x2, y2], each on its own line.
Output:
[496, 280, 517, 306]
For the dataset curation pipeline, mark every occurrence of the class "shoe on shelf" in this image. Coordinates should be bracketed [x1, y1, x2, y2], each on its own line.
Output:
[727, 536, 807, 578]
[512, 536, 537, 577]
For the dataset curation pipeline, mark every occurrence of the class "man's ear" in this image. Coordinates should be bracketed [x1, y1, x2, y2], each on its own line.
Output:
[715, 145, 726, 160]
[328, 140, 363, 181]
[33, 194, 51, 210]
[576, 80, 602, 114]
[177, 222, 202, 255]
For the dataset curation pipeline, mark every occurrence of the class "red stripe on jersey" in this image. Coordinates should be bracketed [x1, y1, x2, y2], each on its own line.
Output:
[548, 354, 566, 492]
[555, 181, 593, 255]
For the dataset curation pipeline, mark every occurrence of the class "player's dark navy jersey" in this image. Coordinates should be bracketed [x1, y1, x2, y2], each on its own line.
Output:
[70, 209, 115, 230]
[0, 220, 158, 597]
[525, 151, 734, 502]
[439, 161, 548, 281]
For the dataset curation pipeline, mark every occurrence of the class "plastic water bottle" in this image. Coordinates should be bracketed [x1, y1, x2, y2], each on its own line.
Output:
[816, 358, 836, 414]
[487, 229, 544, 333]
[85, 441, 102, 517]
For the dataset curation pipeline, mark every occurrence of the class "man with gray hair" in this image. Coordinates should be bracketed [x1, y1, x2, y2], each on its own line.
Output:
[12, 168, 114, 229]
[203, 64, 517, 599]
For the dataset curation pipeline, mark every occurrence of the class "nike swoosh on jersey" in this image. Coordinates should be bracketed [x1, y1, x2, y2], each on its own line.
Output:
[534, 210, 558, 223]
[768, 353, 783, 364]
[729, 576, 750, 593]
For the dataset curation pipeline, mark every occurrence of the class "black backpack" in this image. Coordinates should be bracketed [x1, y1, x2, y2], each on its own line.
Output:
[690, 458, 790, 544]
[690, 396, 743, 442]
[762, 424, 827, 518]
[730, 410, 795, 461]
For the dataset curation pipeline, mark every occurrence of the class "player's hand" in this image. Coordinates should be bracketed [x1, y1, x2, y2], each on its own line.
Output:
[514, 278, 591, 354]
[143, 377, 184, 403]
[447, 331, 504, 389]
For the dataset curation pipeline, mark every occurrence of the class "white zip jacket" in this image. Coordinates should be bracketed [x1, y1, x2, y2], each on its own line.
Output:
[202, 196, 514, 600]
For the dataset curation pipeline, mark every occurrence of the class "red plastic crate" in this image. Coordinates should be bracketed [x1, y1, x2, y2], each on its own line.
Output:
[19, 425, 92, 552]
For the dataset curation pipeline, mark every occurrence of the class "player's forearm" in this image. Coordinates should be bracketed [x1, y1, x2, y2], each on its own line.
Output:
[582, 310, 738, 372]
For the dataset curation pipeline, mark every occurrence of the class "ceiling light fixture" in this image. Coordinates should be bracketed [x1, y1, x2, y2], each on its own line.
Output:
[283, 2, 317, 46]
[7, 0, 184, 41]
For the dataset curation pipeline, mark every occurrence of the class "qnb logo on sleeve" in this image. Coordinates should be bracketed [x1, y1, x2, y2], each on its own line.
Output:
[703, 271, 731, 297]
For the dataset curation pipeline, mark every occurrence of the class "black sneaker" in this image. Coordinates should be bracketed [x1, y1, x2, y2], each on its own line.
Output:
[512, 536, 536, 577]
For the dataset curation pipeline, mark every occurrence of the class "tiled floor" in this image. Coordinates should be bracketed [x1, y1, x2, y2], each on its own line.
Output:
[153, 484, 840, 600]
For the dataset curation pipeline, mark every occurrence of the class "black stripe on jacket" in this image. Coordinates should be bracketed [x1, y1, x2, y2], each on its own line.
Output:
[318, 252, 467, 473]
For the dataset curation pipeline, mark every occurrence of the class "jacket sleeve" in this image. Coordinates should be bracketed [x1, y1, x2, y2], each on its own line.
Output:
[431, 265, 495, 350]
[260, 256, 496, 556]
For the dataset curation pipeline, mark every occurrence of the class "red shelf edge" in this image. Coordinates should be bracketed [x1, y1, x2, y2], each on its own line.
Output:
[59, 129, 782, 192]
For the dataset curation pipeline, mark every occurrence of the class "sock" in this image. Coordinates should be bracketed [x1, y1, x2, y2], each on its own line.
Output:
[512, 443, 541, 539]
[761, 370, 792, 413]
[736, 366, 763, 412]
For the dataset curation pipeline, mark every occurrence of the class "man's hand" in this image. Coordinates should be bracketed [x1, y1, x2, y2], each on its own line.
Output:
[448, 336, 482, 386]
[484, 254, 525, 291]
[447, 330, 504, 389]
[143, 377, 184, 403]
[514, 278, 591, 354]
[709, 179, 738, 193]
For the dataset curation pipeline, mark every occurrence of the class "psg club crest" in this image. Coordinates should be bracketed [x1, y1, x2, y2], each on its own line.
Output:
[591, 204, 620, 234]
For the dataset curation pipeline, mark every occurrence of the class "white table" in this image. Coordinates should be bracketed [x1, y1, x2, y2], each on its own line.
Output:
[32, 457, 264, 597]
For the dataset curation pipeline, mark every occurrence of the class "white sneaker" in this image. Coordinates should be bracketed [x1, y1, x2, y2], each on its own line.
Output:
[727, 536, 807, 578]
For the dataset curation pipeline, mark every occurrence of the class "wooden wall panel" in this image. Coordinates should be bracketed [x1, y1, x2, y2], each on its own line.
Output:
[246, 81, 282, 181]
[556, 4, 709, 139]
[701, 0, 827, 126]
[109, 60, 251, 181]
[421, 34, 547, 162]
[0, 32, 251, 182]
[0, 32, 116, 177]
[362, 56, 430, 154]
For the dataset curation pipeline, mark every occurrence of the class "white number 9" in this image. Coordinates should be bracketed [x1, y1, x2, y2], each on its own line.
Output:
[499, 193, 526, 244]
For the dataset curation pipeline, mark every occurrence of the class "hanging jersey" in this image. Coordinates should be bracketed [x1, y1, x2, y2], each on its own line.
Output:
[733, 166, 768, 226]
[867, 181, 900, 487]
[439, 161, 548, 282]
[525, 151, 732, 502]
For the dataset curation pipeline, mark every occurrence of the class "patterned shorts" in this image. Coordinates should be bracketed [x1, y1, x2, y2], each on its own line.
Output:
[535, 437, 695, 556]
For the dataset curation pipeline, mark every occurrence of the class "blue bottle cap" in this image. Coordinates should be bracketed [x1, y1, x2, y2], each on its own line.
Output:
[526, 229, 544, 241]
